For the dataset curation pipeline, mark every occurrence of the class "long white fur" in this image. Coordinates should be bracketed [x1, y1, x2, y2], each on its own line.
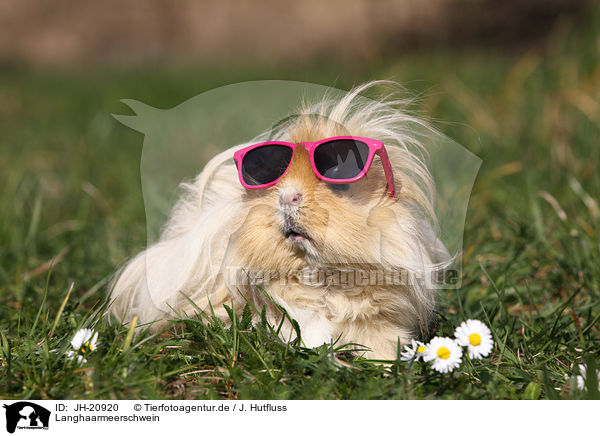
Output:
[108, 81, 451, 359]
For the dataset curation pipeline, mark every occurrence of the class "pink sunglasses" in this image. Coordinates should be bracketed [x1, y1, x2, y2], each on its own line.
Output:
[233, 136, 396, 198]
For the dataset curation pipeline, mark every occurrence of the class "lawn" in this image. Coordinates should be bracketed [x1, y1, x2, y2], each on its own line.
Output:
[1, 8, 599, 400]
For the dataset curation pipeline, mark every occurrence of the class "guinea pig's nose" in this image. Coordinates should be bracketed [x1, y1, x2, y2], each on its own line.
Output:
[279, 188, 303, 207]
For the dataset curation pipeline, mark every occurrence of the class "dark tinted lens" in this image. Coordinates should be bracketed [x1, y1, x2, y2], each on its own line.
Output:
[313, 140, 370, 180]
[241, 144, 293, 186]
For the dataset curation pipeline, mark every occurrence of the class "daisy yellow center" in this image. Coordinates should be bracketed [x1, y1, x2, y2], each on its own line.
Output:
[417, 346, 426, 353]
[80, 341, 93, 353]
[436, 347, 450, 360]
[468, 333, 481, 346]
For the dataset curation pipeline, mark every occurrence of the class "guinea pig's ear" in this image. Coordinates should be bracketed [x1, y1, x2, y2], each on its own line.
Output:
[365, 204, 395, 263]
[366, 202, 451, 269]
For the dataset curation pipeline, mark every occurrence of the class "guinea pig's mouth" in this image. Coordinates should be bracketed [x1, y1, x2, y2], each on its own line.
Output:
[282, 225, 310, 244]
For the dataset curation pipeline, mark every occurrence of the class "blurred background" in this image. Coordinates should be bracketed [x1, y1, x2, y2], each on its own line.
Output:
[0, 0, 591, 66]
[1, 0, 599, 303]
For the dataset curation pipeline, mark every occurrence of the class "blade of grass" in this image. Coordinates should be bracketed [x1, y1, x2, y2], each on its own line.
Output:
[48, 282, 74, 338]
[121, 316, 138, 352]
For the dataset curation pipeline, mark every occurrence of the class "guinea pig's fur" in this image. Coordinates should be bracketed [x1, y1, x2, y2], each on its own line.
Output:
[108, 81, 451, 360]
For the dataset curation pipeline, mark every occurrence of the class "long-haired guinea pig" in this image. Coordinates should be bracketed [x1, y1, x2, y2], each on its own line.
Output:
[108, 81, 451, 360]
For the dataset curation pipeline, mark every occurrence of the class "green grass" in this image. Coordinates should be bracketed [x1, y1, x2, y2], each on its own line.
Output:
[1, 8, 599, 399]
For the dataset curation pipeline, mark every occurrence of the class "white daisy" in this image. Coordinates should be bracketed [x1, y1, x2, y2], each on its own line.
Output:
[423, 337, 463, 373]
[66, 328, 98, 364]
[399, 339, 427, 361]
[576, 364, 600, 391]
[70, 328, 98, 352]
[454, 319, 494, 359]
[66, 350, 87, 364]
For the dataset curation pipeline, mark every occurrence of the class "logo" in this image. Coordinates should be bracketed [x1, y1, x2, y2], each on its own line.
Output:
[3, 402, 50, 434]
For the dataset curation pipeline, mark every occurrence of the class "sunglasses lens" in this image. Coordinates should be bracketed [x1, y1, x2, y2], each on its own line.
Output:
[314, 140, 370, 180]
[241, 144, 293, 186]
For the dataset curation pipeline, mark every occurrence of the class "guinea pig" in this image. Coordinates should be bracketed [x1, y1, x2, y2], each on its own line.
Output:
[108, 81, 451, 360]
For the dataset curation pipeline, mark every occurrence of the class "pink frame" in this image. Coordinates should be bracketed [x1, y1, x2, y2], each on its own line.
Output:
[233, 136, 396, 198]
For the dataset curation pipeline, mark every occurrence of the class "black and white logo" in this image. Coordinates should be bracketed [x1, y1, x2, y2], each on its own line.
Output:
[3, 402, 50, 433]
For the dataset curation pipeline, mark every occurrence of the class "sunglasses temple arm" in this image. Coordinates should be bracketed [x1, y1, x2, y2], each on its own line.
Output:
[377, 147, 397, 199]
